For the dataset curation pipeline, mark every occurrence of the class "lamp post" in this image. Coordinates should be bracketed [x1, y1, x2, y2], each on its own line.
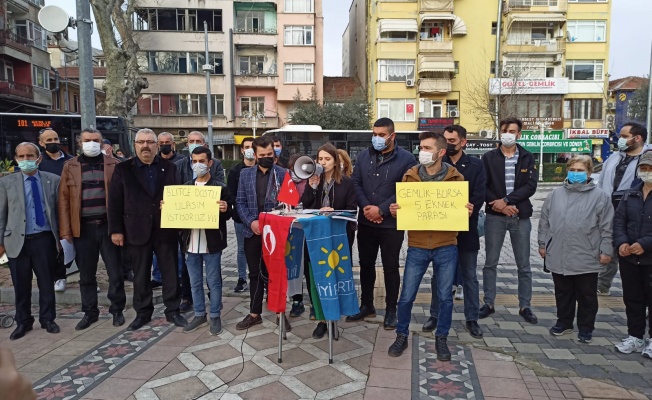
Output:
[538, 121, 551, 182]
[241, 111, 266, 138]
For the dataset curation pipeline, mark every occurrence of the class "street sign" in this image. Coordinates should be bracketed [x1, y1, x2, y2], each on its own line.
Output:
[418, 118, 454, 131]
[517, 139, 592, 154]
[566, 128, 610, 139]
[464, 140, 500, 155]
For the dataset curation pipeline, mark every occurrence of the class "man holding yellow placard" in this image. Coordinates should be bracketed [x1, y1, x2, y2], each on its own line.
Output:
[388, 131, 472, 362]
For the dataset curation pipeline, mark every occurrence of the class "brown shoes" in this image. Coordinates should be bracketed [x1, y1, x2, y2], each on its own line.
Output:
[236, 314, 263, 330]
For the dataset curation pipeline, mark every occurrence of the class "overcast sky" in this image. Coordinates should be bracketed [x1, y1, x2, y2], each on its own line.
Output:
[57, 0, 651, 79]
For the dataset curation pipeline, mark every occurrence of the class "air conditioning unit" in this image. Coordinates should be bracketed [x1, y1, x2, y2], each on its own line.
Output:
[554, 54, 562, 64]
[607, 122, 615, 130]
[607, 102, 615, 110]
[448, 109, 459, 118]
[479, 129, 494, 138]
[178, 130, 187, 137]
[501, 70, 511, 78]
[572, 119, 586, 129]
[607, 114, 615, 122]
[406, 78, 415, 87]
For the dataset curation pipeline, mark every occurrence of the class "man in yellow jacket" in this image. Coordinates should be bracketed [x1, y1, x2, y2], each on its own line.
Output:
[387, 131, 472, 361]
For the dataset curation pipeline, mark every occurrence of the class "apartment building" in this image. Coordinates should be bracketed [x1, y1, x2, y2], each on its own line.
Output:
[346, 0, 612, 151]
[0, 0, 52, 113]
[131, 0, 323, 159]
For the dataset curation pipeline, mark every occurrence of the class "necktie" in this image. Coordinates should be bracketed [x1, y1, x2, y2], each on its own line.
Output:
[27, 176, 46, 227]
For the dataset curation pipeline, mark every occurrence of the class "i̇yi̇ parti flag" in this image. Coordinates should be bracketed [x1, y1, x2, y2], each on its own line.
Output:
[277, 171, 300, 206]
[301, 216, 358, 321]
[285, 227, 305, 298]
[260, 212, 294, 313]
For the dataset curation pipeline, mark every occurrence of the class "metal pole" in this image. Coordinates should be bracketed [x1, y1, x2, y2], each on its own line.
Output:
[203, 21, 214, 151]
[539, 123, 545, 182]
[76, 0, 96, 129]
[253, 115, 257, 138]
[277, 313, 283, 363]
[646, 41, 652, 143]
[494, 0, 503, 135]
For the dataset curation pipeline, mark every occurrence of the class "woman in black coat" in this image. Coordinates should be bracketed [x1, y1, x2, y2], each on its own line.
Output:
[300, 143, 358, 339]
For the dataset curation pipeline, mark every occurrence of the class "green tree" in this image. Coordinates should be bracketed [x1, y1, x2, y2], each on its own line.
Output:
[628, 81, 650, 124]
[289, 87, 371, 130]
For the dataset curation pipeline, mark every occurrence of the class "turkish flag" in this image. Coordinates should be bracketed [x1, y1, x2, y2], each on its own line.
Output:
[277, 171, 300, 206]
[260, 212, 294, 313]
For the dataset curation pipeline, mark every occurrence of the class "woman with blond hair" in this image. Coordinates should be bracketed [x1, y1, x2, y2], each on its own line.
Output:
[538, 155, 613, 344]
[337, 148, 353, 177]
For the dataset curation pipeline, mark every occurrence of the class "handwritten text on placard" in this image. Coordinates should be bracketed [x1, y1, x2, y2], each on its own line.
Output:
[396, 181, 469, 231]
[161, 185, 221, 229]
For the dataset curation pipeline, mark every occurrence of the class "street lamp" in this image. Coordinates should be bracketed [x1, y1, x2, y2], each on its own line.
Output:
[241, 111, 266, 138]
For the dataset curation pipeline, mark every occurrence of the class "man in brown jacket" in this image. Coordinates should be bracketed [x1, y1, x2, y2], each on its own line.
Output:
[386, 131, 472, 362]
[59, 128, 126, 330]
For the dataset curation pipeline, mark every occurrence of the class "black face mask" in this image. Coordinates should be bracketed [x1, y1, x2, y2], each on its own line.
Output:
[159, 144, 173, 155]
[45, 143, 60, 154]
[258, 156, 275, 169]
[446, 143, 461, 157]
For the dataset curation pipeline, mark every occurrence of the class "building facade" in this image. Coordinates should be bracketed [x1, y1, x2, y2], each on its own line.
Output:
[346, 0, 612, 145]
[131, 0, 323, 159]
[609, 76, 648, 133]
[0, 0, 52, 113]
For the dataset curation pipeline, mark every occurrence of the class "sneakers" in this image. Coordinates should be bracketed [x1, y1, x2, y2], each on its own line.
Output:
[454, 285, 464, 300]
[435, 335, 451, 361]
[54, 279, 66, 292]
[234, 279, 247, 293]
[236, 314, 263, 330]
[209, 317, 222, 336]
[519, 308, 538, 324]
[577, 331, 592, 343]
[290, 301, 305, 317]
[615, 336, 646, 354]
[549, 325, 573, 336]
[642, 339, 652, 359]
[597, 287, 610, 296]
[388, 334, 409, 357]
[183, 315, 208, 333]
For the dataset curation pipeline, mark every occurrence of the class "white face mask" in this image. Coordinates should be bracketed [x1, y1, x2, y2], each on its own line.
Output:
[243, 148, 255, 160]
[418, 150, 436, 167]
[192, 162, 209, 177]
[501, 133, 517, 147]
[82, 141, 102, 157]
[639, 171, 652, 183]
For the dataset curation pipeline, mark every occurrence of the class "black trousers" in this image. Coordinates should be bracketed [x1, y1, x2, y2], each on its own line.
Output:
[244, 234, 268, 315]
[74, 220, 126, 317]
[357, 224, 405, 311]
[125, 235, 179, 319]
[179, 237, 192, 301]
[551, 272, 599, 332]
[8, 232, 57, 325]
[619, 258, 652, 339]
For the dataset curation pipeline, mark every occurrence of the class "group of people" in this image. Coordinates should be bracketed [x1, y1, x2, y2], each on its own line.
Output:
[1, 117, 651, 363]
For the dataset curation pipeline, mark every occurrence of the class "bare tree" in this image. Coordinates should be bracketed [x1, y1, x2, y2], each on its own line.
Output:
[89, 0, 147, 118]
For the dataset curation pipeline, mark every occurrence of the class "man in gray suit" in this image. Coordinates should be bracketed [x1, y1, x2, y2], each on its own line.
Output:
[0, 142, 61, 340]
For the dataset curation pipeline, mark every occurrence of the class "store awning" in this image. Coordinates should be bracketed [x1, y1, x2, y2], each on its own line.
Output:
[452, 16, 467, 35]
[420, 13, 456, 24]
[508, 13, 566, 29]
[418, 55, 456, 72]
[379, 19, 419, 34]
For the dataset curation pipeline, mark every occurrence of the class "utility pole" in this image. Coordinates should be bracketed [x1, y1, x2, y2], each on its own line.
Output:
[647, 41, 652, 143]
[494, 0, 503, 136]
[203, 21, 215, 151]
[538, 122, 545, 182]
[76, 0, 96, 130]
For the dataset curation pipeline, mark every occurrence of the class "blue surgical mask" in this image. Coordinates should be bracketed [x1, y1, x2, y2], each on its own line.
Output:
[188, 143, 202, 154]
[18, 160, 39, 173]
[274, 148, 282, 157]
[567, 171, 587, 184]
[617, 137, 631, 152]
[372, 135, 389, 151]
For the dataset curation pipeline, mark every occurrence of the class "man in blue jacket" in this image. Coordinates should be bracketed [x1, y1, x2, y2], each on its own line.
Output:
[426, 125, 486, 339]
[480, 117, 538, 325]
[347, 118, 417, 329]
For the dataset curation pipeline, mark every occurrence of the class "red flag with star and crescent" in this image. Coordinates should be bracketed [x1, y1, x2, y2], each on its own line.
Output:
[277, 171, 300, 206]
[260, 213, 294, 313]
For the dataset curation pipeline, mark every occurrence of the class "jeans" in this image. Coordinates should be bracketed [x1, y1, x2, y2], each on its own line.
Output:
[186, 252, 223, 318]
[234, 222, 248, 280]
[619, 258, 652, 339]
[430, 250, 480, 321]
[483, 214, 532, 309]
[551, 272, 598, 333]
[397, 246, 458, 337]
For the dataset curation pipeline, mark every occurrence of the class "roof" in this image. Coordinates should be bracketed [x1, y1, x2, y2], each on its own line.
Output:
[323, 77, 363, 102]
[609, 76, 648, 91]
[56, 66, 107, 79]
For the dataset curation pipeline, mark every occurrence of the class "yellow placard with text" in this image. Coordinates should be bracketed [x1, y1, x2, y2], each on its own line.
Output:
[396, 181, 469, 231]
[161, 185, 221, 229]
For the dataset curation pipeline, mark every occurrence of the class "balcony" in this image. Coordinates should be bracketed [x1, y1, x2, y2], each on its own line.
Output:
[234, 74, 278, 87]
[236, 116, 280, 129]
[233, 32, 277, 47]
[0, 80, 34, 100]
[419, 38, 453, 53]
[0, 30, 32, 55]
[503, 39, 565, 54]
[506, 0, 568, 13]
[420, 0, 454, 12]
[418, 78, 452, 93]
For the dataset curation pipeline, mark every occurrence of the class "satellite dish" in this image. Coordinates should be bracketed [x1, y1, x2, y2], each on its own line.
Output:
[38, 6, 71, 33]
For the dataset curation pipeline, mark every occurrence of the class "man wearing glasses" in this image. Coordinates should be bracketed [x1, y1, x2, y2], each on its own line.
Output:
[108, 128, 187, 330]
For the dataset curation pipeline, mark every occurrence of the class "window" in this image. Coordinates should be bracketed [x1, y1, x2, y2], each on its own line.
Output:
[285, 0, 314, 13]
[568, 0, 607, 2]
[0, 60, 14, 82]
[378, 59, 415, 82]
[239, 56, 265, 74]
[53, 92, 60, 110]
[236, 11, 265, 33]
[137, 94, 224, 115]
[285, 63, 314, 83]
[491, 22, 497, 35]
[379, 31, 417, 42]
[504, 96, 562, 118]
[378, 99, 416, 122]
[490, 61, 496, 74]
[214, 94, 225, 115]
[140, 51, 224, 74]
[504, 60, 556, 78]
[563, 99, 603, 120]
[32, 66, 49, 89]
[13, 20, 47, 49]
[241, 96, 265, 115]
[447, 100, 458, 116]
[565, 60, 603, 81]
[567, 20, 607, 42]
[431, 101, 443, 118]
[133, 9, 222, 32]
[13, 20, 28, 40]
[284, 26, 314, 45]
[420, 21, 445, 41]
[73, 94, 79, 113]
